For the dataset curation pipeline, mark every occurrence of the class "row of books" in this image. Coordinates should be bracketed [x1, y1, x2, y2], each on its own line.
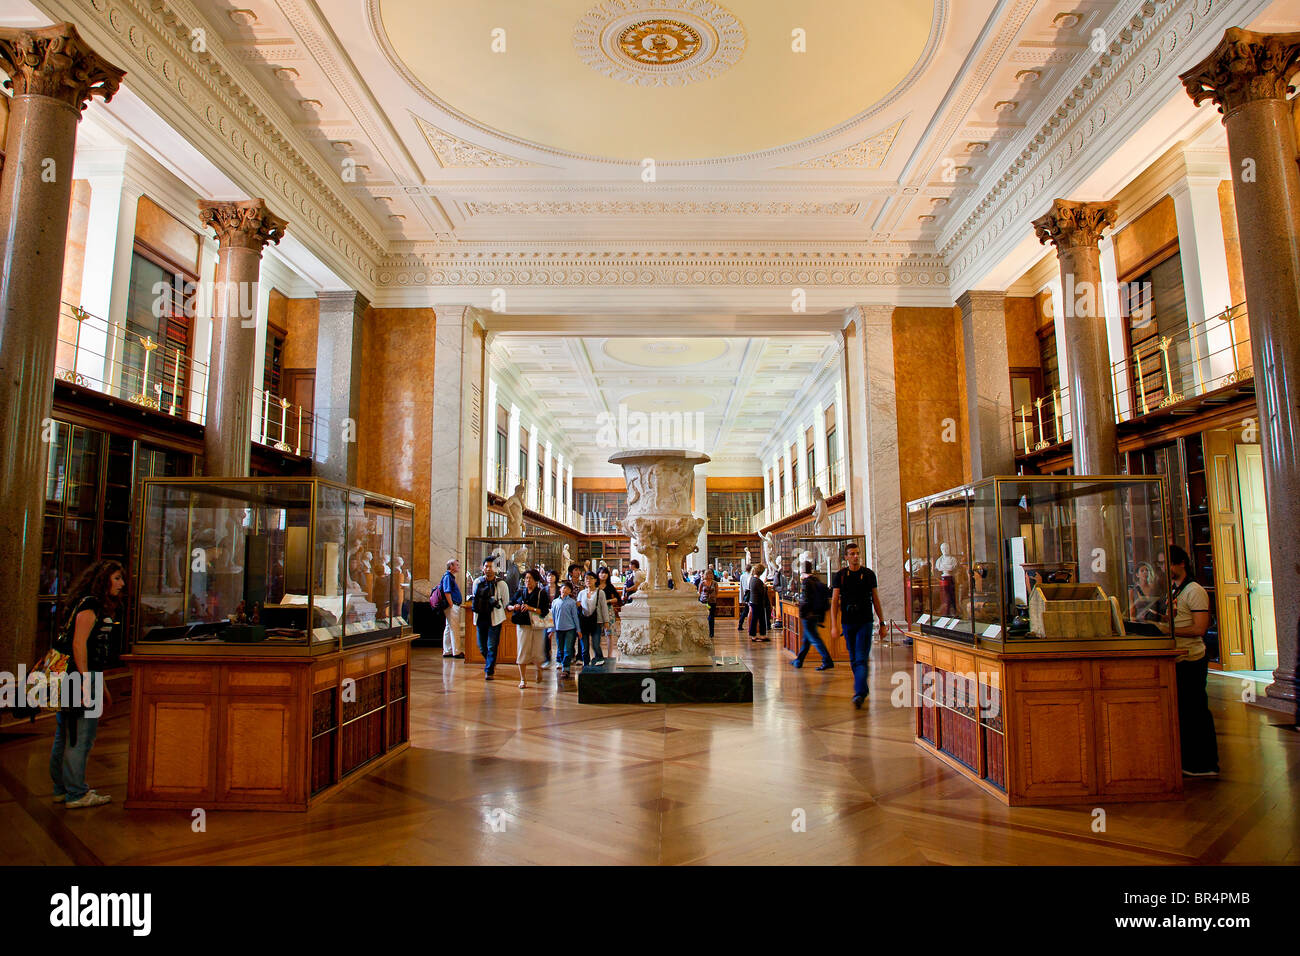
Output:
[983, 727, 1006, 790]
[939, 708, 979, 771]
[341, 712, 384, 776]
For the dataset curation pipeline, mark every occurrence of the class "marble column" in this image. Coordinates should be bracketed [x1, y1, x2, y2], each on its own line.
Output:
[312, 290, 369, 483]
[197, 199, 287, 476]
[844, 305, 904, 622]
[429, 306, 485, 575]
[957, 290, 1015, 477]
[0, 25, 123, 677]
[1182, 29, 1300, 706]
[1032, 199, 1121, 475]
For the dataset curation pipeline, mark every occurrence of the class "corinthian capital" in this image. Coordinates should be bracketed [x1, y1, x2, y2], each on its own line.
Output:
[1180, 28, 1300, 119]
[1032, 199, 1118, 251]
[0, 23, 125, 112]
[198, 199, 288, 252]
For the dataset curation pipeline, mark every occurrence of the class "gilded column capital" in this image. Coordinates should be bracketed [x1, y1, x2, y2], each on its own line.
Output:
[198, 199, 288, 252]
[1180, 28, 1300, 119]
[1032, 199, 1118, 251]
[0, 22, 124, 112]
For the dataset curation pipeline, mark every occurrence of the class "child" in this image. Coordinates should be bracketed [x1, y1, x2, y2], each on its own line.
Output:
[551, 582, 581, 679]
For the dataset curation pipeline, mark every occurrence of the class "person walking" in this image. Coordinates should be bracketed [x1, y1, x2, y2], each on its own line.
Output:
[508, 569, 551, 689]
[736, 564, 752, 631]
[622, 559, 642, 603]
[597, 566, 620, 659]
[1168, 545, 1219, 776]
[542, 569, 561, 668]
[470, 558, 511, 680]
[792, 561, 834, 670]
[832, 543, 885, 709]
[551, 582, 581, 679]
[50, 559, 125, 808]
[747, 565, 772, 642]
[578, 571, 611, 665]
[439, 558, 464, 658]
[699, 568, 719, 638]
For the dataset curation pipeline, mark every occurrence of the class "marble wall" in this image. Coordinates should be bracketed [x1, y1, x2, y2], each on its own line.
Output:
[135, 195, 200, 274]
[951, 305, 971, 483]
[56, 180, 92, 373]
[1113, 194, 1178, 279]
[1004, 296, 1042, 368]
[282, 296, 319, 369]
[891, 306, 967, 509]
[356, 306, 437, 579]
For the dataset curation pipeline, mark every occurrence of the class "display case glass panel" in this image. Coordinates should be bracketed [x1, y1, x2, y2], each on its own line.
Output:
[463, 537, 542, 598]
[783, 535, 867, 605]
[133, 478, 414, 654]
[905, 476, 1174, 650]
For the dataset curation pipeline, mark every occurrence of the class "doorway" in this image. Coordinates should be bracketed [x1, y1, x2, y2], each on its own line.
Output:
[1235, 443, 1278, 673]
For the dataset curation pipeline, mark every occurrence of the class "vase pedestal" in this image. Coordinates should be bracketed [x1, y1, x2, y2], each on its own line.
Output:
[615, 590, 714, 669]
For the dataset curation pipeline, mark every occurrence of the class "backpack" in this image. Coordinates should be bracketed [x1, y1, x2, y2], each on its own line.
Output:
[429, 585, 448, 611]
[21, 598, 91, 716]
[801, 578, 829, 622]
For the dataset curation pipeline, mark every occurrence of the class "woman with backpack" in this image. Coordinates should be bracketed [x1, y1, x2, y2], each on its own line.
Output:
[578, 571, 611, 666]
[438, 558, 464, 658]
[747, 564, 772, 642]
[698, 568, 719, 638]
[50, 559, 125, 809]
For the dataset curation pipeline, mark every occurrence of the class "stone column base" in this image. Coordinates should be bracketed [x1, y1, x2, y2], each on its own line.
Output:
[616, 590, 714, 668]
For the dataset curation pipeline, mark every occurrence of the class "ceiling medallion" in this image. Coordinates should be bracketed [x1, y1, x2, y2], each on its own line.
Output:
[574, 0, 746, 87]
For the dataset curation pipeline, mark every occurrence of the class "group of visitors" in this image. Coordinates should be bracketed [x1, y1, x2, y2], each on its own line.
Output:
[459, 557, 633, 687]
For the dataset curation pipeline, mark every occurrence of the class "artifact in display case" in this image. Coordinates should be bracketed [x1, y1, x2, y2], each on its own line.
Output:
[904, 475, 1174, 651]
[133, 477, 415, 654]
[784, 535, 867, 605]
[463, 537, 571, 597]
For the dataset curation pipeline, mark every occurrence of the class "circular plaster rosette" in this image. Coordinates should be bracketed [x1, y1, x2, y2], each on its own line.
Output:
[573, 0, 746, 87]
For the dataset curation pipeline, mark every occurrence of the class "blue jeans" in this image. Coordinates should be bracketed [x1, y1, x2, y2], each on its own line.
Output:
[50, 710, 99, 800]
[794, 618, 833, 667]
[476, 618, 502, 674]
[544, 628, 553, 663]
[843, 620, 873, 697]
[555, 629, 578, 670]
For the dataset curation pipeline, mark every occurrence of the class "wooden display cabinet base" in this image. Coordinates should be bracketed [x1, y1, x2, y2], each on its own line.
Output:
[124, 633, 412, 812]
[911, 632, 1183, 806]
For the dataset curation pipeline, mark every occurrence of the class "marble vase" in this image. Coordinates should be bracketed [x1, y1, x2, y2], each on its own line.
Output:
[610, 448, 711, 669]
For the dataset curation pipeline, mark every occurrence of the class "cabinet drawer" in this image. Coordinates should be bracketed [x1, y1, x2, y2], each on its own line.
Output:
[933, 645, 955, 672]
[1010, 660, 1089, 690]
[388, 644, 408, 665]
[312, 662, 340, 690]
[140, 665, 218, 696]
[913, 640, 933, 664]
[976, 658, 1003, 690]
[1095, 659, 1166, 689]
[952, 651, 976, 676]
[221, 666, 296, 697]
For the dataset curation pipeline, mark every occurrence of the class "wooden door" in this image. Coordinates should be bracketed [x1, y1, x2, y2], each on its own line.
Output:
[1205, 430, 1253, 669]
[281, 368, 315, 458]
[1235, 444, 1277, 672]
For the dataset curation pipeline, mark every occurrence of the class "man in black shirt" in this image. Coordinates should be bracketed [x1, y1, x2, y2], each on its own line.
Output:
[831, 542, 886, 709]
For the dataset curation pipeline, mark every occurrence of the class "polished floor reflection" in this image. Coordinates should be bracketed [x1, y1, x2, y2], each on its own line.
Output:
[1, 635, 1297, 865]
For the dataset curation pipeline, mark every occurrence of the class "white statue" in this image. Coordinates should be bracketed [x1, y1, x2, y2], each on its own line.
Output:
[382, 553, 391, 575]
[760, 532, 776, 580]
[744, 547, 752, 568]
[504, 482, 526, 538]
[394, 555, 411, 586]
[812, 486, 831, 536]
[934, 542, 958, 575]
[361, 551, 373, 575]
[935, 542, 959, 615]
[562, 542, 572, 571]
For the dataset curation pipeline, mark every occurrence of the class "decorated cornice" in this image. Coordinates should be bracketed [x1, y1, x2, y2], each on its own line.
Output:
[0, 22, 124, 110]
[1180, 28, 1300, 118]
[31, 0, 386, 295]
[462, 200, 862, 217]
[198, 198, 288, 252]
[941, 0, 1259, 291]
[377, 249, 947, 289]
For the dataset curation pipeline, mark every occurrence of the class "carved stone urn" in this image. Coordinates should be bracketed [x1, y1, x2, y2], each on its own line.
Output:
[610, 448, 711, 669]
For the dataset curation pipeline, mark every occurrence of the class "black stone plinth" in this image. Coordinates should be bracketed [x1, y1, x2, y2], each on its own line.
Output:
[577, 658, 753, 704]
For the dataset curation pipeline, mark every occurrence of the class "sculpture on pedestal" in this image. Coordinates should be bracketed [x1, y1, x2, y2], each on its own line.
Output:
[611, 448, 711, 668]
[760, 531, 776, 581]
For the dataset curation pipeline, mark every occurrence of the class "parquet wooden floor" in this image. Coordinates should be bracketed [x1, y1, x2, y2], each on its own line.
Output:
[1, 635, 1296, 865]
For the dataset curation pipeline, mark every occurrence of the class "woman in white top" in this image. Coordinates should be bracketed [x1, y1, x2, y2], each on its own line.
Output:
[578, 571, 611, 665]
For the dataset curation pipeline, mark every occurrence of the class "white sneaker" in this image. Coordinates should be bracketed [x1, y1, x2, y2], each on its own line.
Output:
[65, 790, 111, 809]
[541, 662, 552, 669]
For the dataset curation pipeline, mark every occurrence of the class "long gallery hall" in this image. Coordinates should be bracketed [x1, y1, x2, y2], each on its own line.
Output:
[0, 0, 1298, 893]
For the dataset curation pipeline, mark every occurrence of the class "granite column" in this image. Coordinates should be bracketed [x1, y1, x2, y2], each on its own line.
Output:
[197, 199, 287, 477]
[0, 25, 123, 676]
[1182, 29, 1300, 705]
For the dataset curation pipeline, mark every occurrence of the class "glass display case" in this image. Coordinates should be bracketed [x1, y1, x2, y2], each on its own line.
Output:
[905, 475, 1175, 651]
[133, 477, 415, 654]
[779, 534, 867, 604]
[463, 537, 569, 597]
